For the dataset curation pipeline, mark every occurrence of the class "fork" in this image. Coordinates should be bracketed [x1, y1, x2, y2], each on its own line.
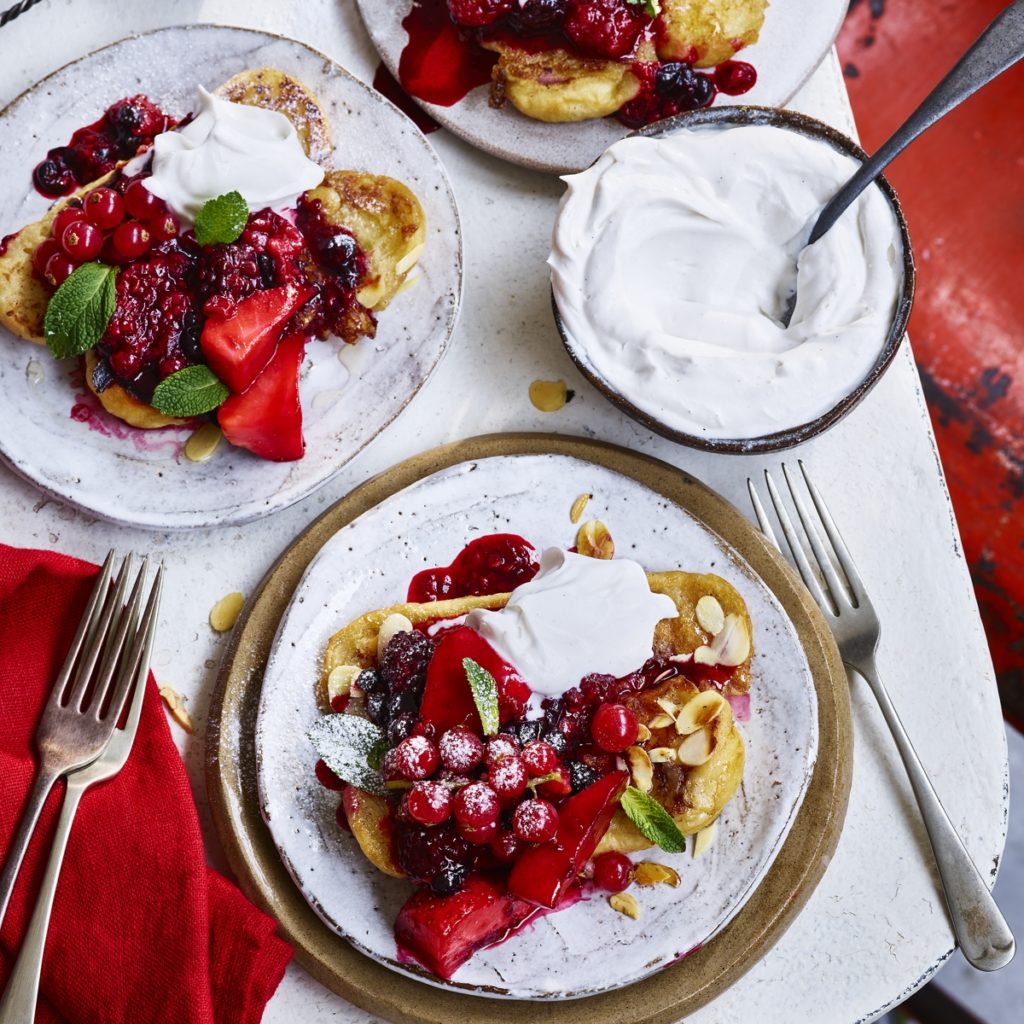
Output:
[0, 551, 151, 927]
[0, 561, 163, 1023]
[748, 462, 1015, 972]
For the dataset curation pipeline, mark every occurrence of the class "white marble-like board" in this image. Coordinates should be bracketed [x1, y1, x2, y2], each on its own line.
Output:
[0, 26, 462, 529]
[356, 0, 850, 174]
[256, 453, 818, 998]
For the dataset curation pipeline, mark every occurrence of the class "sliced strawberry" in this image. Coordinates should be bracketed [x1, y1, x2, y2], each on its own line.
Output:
[508, 770, 629, 908]
[417, 626, 531, 735]
[217, 330, 306, 461]
[200, 283, 313, 393]
[394, 873, 537, 980]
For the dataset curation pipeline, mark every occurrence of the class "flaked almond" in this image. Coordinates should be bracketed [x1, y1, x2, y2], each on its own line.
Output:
[377, 612, 414, 660]
[328, 664, 361, 702]
[649, 746, 677, 763]
[626, 745, 653, 793]
[184, 423, 222, 463]
[647, 713, 675, 730]
[693, 821, 717, 858]
[209, 592, 244, 632]
[159, 685, 193, 733]
[395, 241, 425, 276]
[569, 492, 591, 524]
[609, 892, 640, 920]
[695, 594, 725, 635]
[710, 613, 751, 666]
[636, 723, 652, 742]
[634, 862, 681, 888]
[529, 378, 567, 412]
[655, 697, 678, 716]
[675, 691, 727, 735]
[576, 519, 614, 559]
[676, 727, 714, 767]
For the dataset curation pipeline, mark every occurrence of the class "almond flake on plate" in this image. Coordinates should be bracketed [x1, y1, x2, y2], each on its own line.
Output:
[209, 591, 245, 632]
[159, 685, 193, 733]
[609, 892, 640, 920]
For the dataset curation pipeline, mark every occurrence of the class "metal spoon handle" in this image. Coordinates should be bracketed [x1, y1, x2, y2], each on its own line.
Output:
[809, 0, 1024, 244]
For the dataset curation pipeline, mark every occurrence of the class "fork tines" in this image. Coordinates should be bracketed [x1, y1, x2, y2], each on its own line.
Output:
[747, 461, 870, 618]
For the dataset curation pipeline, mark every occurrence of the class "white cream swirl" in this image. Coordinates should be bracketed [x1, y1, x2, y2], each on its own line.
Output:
[466, 548, 677, 698]
[143, 87, 324, 222]
[549, 125, 904, 441]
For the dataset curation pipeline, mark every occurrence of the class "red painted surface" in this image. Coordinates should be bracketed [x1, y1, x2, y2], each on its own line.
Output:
[838, 1, 1024, 726]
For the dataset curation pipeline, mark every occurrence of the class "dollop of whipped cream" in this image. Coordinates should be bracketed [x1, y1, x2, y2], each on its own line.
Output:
[549, 126, 904, 441]
[466, 547, 677, 698]
[143, 87, 324, 222]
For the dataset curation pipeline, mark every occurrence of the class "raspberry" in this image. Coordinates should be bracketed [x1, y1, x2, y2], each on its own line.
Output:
[197, 242, 264, 306]
[98, 241, 201, 398]
[592, 851, 633, 892]
[405, 781, 454, 826]
[564, 0, 646, 59]
[590, 703, 639, 753]
[439, 727, 485, 773]
[512, 798, 559, 843]
[446, 0, 513, 28]
[393, 735, 440, 780]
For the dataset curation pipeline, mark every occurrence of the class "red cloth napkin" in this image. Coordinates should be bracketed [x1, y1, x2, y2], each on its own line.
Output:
[0, 544, 291, 1023]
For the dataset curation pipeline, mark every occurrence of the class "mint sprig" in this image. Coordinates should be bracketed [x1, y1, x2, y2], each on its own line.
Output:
[151, 365, 229, 417]
[308, 714, 387, 795]
[463, 658, 500, 737]
[43, 262, 117, 359]
[627, 0, 661, 16]
[620, 785, 687, 853]
[194, 191, 248, 246]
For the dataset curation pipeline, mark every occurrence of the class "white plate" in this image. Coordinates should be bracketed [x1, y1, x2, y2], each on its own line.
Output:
[356, 0, 850, 174]
[0, 26, 461, 530]
[256, 453, 819, 999]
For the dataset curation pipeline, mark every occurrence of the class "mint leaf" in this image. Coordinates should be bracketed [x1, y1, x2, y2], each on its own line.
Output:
[43, 262, 117, 359]
[308, 714, 387, 795]
[620, 785, 687, 853]
[627, 0, 661, 15]
[151, 365, 229, 417]
[463, 658, 500, 736]
[194, 191, 248, 246]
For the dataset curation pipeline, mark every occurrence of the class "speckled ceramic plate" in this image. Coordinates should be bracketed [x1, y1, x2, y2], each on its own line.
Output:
[0, 25, 461, 530]
[256, 448, 818, 998]
[208, 435, 851, 1022]
[356, 0, 850, 174]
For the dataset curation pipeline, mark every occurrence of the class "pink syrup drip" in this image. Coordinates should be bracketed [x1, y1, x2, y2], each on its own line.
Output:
[726, 693, 751, 722]
[68, 366, 189, 458]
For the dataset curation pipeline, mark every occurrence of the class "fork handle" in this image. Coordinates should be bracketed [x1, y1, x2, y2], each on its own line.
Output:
[0, 764, 61, 929]
[0, 782, 84, 1023]
[852, 659, 1015, 971]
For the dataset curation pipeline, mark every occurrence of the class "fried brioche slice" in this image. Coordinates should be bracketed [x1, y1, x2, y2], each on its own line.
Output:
[485, 42, 643, 123]
[305, 170, 427, 313]
[216, 67, 333, 164]
[0, 171, 118, 344]
[84, 350, 187, 428]
[657, 0, 768, 68]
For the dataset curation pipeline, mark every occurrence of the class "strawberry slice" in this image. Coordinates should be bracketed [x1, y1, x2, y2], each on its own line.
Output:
[508, 770, 629, 908]
[417, 626, 531, 735]
[200, 284, 313, 393]
[217, 330, 306, 461]
[395, 874, 537, 980]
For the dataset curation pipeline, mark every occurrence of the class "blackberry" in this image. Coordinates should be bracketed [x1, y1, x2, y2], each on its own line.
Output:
[393, 820, 478, 889]
[366, 691, 388, 726]
[356, 668, 384, 694]
[380, 630, 436, 695]
[387, 711, 417, 746]
[654, 62, 716, 110]
[568, 761, 601, 794]
[507, 0, 567, 35]
[431, 862, 470, 897]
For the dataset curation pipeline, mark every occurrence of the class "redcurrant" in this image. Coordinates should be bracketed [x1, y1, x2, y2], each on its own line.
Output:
[591, 703, 639, 753]
[393, 735, 440, 780]
[438, 726, 485, 773]
[512, 798, 559, 844]
[522, 740, 558, 777]
[592, 851, 633, 893]
[314, 759, 345, 791]
[405, 781, 453, 826]
[60, 221, 103, 261]
[83, 187, 125, 230]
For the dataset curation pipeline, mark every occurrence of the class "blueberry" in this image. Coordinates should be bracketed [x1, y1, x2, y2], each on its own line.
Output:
[654, 62, 715, 110]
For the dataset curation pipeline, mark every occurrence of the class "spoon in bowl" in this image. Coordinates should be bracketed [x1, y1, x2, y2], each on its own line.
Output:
[778, 0, 1024, 327]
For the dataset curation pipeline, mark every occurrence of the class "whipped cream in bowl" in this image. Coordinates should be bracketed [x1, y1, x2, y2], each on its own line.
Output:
[549, 107, 915, 453]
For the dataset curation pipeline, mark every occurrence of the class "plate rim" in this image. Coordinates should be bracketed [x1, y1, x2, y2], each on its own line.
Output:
[205, 432, 853, 1023]
[354, 0, 852, 175]
[0, 23, 463, 531]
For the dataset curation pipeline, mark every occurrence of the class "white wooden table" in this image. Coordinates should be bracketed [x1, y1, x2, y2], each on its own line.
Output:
[0, 1, 1010, 1021]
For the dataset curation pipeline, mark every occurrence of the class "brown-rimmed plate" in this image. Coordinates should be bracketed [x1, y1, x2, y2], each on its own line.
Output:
[206, 433, 852, 1022]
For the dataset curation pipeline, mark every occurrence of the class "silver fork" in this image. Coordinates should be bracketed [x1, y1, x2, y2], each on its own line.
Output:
[0, 551, 151, 927]
[0, 562, 163, 1023]
[748, 462, 1015, 972]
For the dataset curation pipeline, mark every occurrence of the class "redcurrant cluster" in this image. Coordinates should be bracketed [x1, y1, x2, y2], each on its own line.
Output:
[32, 176, 179, 288]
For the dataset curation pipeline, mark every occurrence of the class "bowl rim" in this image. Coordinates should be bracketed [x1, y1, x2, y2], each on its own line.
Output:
[551, 104, 917, 455]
